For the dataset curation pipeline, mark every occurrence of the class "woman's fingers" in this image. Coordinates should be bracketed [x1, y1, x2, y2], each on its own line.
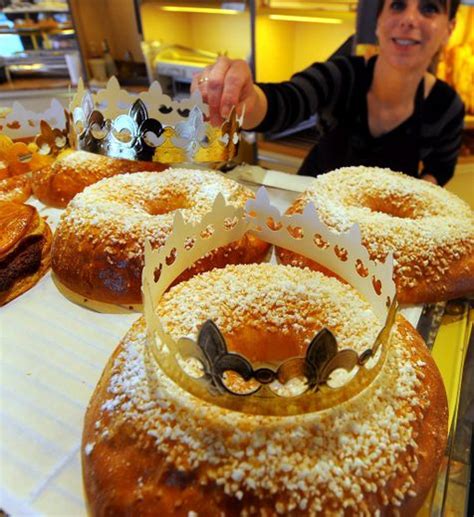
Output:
[191, 65, 213, 104]
[220, 59, 253, 119]
[206, 56, 232, 125]
[191, 57, 255, 125]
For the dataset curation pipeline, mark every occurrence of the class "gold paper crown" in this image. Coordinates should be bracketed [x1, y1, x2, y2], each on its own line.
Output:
[69, 77, 243, 164]
[0, 100, 70, 175]
[142, 188, 398, 416]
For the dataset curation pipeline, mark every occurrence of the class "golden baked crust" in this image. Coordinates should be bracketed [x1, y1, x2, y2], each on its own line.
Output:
[0, 174, 32, 203]
[277, 166, 474, 304]
[82, 265, 448, 516]
[0, 202, 52, 305]
[52, 170, 270, 305]
[32, 150, 166, 208]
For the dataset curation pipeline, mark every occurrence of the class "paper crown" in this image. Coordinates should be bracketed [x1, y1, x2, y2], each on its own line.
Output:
[0, 77, 242, 169]
[142, 188, 398, 416]
[69, 77, 243, 164]
[0, 100, 70, 175]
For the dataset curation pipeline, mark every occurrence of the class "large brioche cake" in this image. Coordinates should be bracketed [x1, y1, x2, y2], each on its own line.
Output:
[82, 263, 447, 516]
[32, 150, 166, 208]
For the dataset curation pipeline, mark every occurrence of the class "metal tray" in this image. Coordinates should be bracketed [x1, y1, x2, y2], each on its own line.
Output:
[417, 299, 473, 516]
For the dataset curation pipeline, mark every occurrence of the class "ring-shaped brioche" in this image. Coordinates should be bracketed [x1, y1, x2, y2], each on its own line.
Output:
[32, 150, 166, 208]
[52, 169, 270, 305]
[277, 167, 474, 304]
[82, 264, 448, 516]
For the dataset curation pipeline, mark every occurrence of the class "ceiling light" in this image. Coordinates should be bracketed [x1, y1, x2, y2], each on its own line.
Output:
[161, 6, 239, 14]
[269, 14, 342, 24]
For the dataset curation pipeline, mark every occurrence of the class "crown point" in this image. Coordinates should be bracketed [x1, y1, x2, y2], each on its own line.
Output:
[255, 187, 270, 205]
[190, 89, 204, 104]
[107, 76, 121, 90]
[171, 210, 186, 235]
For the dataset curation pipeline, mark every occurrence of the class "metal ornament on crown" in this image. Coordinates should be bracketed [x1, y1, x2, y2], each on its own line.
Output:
[69, 77, 243, 164]
[142, 188, 398, 416]
[0, 100, 70, 175]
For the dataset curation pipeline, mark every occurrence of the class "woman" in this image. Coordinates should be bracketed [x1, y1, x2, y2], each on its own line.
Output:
[192, 0, 464, 185]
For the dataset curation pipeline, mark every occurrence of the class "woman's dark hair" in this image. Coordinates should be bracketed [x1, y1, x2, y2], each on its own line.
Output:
[376, 0, 460, 20]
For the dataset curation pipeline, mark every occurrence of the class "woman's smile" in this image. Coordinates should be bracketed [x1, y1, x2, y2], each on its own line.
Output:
[390, 36, 423, 54]
[392, 37, 421, 46]
[377, 0, 453, 71]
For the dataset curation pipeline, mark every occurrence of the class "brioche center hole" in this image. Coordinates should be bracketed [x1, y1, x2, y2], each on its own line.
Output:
[226, 327, 311, 363]
[360, 194, 422, 219]
[146, 194, 190, 215]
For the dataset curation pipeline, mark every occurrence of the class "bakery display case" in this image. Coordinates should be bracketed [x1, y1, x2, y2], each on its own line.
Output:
[438, 3, 474, 118]
[138, 0, 251, 96]
[0, 0, 81, 88]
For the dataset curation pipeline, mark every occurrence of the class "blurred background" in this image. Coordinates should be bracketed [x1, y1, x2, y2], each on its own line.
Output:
[0, 0, 473, 200]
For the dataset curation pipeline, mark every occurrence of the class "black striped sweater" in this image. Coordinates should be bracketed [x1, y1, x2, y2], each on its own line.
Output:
[255, 55, 464, 186]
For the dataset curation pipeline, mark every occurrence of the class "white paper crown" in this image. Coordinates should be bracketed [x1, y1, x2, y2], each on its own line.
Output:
[142, 188, 398, 416]
[0, 99, 67, 141]
[69, 77, 243, 164]
[0, 99, 70, 174]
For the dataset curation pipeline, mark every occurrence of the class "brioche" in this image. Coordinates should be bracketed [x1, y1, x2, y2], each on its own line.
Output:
[32, 150, 166, 208]
[82, 264, 448, 515]
[52, 169, 270, 305]
[0, 174, 32, 203]
[278, 166, 474, 303]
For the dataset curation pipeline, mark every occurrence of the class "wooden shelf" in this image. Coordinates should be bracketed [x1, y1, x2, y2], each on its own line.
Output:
[0, 76, 71, 92]
[0, 27, 73, 34]
[465, 115, 474, 130]
[1, 7, 69, 13]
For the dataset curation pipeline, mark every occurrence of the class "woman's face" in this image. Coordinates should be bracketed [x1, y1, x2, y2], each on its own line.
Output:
[376, 0, 454, 71]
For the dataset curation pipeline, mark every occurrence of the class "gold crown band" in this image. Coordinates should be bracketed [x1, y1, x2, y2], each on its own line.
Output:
[0, 77, 243, 165]
[70, 77, 242, 163]
[0, 100, 70, 172]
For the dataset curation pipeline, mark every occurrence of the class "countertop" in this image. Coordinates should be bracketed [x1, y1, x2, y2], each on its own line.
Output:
[0, 174, 428, 516]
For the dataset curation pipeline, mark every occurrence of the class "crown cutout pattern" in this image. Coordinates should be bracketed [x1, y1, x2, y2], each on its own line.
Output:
[70, 77, 243, 164]
[143, 188, 398, 416]
[0, 100, 70, 174]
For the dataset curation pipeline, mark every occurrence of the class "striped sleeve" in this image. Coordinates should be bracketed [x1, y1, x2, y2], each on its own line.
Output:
[252, 56, 360, 133]
[420, 87, 465, 186]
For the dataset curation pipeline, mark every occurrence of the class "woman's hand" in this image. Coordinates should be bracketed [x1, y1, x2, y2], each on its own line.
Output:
[191, 56, 268, 129]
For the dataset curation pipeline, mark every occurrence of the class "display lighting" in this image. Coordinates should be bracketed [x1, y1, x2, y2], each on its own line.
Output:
[269, 14, 342, 24]
[161, 6, 240, 14]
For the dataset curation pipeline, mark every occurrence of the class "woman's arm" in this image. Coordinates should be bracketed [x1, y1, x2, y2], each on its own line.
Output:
[192, 55, 358, 132]
[253, 57, 358, 134]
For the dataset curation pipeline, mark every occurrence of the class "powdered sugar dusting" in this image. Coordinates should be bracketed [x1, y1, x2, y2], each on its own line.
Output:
[55, 168, 253, 265]
[290, 167, 474, 291]
[159, 263, 378, 353]
[91, 264, 431, 514]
